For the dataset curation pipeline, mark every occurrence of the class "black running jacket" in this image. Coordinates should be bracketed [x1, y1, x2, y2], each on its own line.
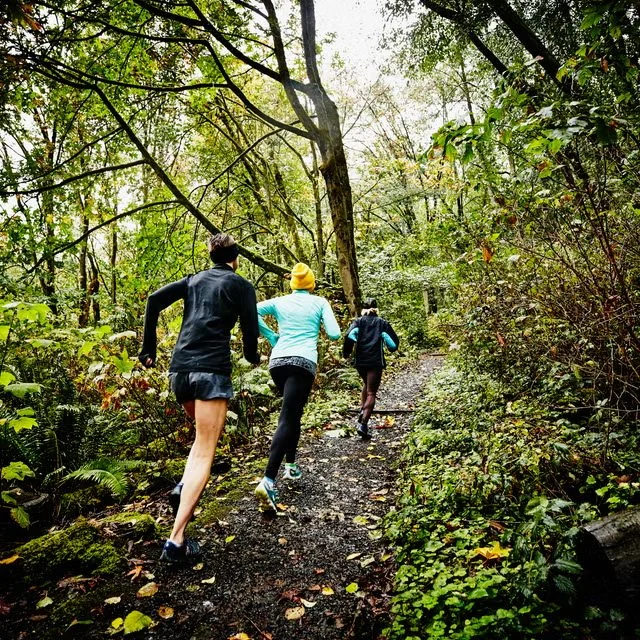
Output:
[139, 264, 260, 375]
[342, 314, 399, 368]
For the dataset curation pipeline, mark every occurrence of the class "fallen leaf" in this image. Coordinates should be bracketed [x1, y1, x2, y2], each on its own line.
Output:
[227, 634, 251, 640]
[66, 619, 93, 630]
[370, 495, 387, 501]
[127, 565, 143, 581]
[472, 541, 511, 560]
[201, 576, 216, 584]
[136, 582, 158, 598]
[111, 617, 124, 629]
[280, 588, 300, 601]
[225, 535, 236, 544]
[352, 515, 369, 526]
[186, 584, 200, 592]
[143, 571, 155, 580]
[360, 556, 375, 568]
[158, 606, 174, 619]
[36, 596, 53, 609]
[346, 552, 362, 560]
[0, 554, 20, 565]
[104, 596, 122, 605]
[380, 552, 393, 562]
[193, 562, 204, 571]
[307, 584, 321, 591]
[123, 610, 152, 634]
[299, 598, 316, 608]
[345, 582, 359, 594]
[278, 537, 288, 545]
[284, 606, 305, 621]
[368, 530, 383, 540]
[321, 586, 334, 596]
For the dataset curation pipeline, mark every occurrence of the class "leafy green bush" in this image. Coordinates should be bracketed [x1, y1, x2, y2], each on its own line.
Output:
[385, 365, 639, 639]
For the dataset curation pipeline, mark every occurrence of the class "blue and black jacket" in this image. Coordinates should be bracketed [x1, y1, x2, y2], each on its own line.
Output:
[342, 313, 399, 368]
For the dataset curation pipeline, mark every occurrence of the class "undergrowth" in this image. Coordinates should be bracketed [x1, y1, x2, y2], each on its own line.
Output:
[385, 364, 640, 639]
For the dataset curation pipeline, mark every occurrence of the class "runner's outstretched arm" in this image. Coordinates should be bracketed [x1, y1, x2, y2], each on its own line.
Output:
[138, 278, 188, 367]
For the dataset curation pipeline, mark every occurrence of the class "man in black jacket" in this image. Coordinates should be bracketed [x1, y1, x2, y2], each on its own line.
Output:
[343, 298, 399, 439]
[139, 233, 260, 562]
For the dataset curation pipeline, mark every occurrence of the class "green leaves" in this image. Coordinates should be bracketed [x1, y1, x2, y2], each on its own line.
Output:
[3, 382, 43, 398]
[1, 461, 35, 481]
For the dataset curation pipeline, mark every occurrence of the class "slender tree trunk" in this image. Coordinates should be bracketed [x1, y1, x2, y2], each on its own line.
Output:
[110, 222, 117, 304]
[299, 0, 361, 313]
[310, 141, 325, 281]
[78, 209, 90, 327]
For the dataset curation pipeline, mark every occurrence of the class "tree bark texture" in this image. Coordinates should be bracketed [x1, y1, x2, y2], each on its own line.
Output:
[576, 506, 640, 607]
[299, 0, 361, 313]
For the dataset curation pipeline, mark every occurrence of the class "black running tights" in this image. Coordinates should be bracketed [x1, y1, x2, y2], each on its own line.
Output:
[264, 365, 314, 480]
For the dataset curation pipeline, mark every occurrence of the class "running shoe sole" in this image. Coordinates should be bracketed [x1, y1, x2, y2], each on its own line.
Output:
[255, 483, 278, 512]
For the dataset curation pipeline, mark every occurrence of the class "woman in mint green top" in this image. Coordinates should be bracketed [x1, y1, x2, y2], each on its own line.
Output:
[254, 263, 341, 511]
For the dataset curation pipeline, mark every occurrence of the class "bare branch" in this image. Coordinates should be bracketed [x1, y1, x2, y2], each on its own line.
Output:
[0, 160, 146, 197]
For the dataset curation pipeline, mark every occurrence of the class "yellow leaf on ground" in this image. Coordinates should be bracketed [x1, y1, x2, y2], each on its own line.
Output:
[111, 617, 124, 629]
[284, 606, 305, 621]
[346, 552, 362, 560]
[201, 576, 216, 584]
[345, 582, 359, 594]
[136, 582, 158, 598]
[158, 606, 174, 619]
[104, 596, 121, 605]
[352, 515, 369, 526]
[227, 633, 251, 640]
[0, 554, 20, 565]
[193, 563, 204, 571]
[321, 586, 334, 596]
[225, 535, 236, 544]
[472, 541, 511, 560]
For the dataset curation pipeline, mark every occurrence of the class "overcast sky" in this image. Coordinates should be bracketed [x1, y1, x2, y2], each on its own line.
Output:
[308, 0, 390, 81]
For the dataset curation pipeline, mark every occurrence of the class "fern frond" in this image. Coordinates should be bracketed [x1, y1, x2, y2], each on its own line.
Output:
[64, 458, 140, 500]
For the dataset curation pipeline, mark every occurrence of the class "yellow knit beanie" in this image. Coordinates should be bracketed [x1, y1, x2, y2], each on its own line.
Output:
[289, 263, 316, 291]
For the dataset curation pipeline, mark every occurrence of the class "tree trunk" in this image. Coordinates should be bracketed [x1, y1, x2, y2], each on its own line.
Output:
[576, 506, 640, 608]
[78, 210, 90, 327]
[298, 0, 361, 314]
[310, 141, 325, 281]
[110, 222, 117, 304]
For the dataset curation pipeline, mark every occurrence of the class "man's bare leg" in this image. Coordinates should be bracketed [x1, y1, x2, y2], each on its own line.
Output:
[169, 398, 227, 546]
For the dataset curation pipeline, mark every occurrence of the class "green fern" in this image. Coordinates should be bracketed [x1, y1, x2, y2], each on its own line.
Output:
[64, 458, 143, 500]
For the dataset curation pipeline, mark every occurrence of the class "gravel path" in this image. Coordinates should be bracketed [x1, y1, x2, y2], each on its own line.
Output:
[3, 355, 442, 640]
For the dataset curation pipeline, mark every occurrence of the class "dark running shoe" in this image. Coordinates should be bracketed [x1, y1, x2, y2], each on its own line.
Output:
[356, 423, 372, 440]
[160, 538, 202, 563]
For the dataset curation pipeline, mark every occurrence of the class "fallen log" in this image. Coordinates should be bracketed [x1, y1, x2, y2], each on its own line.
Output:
[576, 505, 640, 608]
[346, 409, 414, 414]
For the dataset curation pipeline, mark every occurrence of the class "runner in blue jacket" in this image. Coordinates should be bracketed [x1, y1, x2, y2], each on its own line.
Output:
[254, 263, 341, 511]
[343, 298, 399, 439]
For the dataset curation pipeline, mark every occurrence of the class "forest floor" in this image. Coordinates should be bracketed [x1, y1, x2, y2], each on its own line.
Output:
[2, 355, 441, 640]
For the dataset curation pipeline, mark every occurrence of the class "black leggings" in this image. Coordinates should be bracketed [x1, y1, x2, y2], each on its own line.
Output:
[357, 367, 383, 427]
[265, 365, 314, 480]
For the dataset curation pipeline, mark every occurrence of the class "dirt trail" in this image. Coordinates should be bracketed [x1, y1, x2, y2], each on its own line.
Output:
[4, 355, 441, 640]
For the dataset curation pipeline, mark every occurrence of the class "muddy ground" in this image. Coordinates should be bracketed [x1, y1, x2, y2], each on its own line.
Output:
[2, 355, 441, 640]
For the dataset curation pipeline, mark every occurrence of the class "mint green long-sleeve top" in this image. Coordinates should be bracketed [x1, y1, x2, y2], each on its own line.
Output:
[257, 290, 341, 364]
